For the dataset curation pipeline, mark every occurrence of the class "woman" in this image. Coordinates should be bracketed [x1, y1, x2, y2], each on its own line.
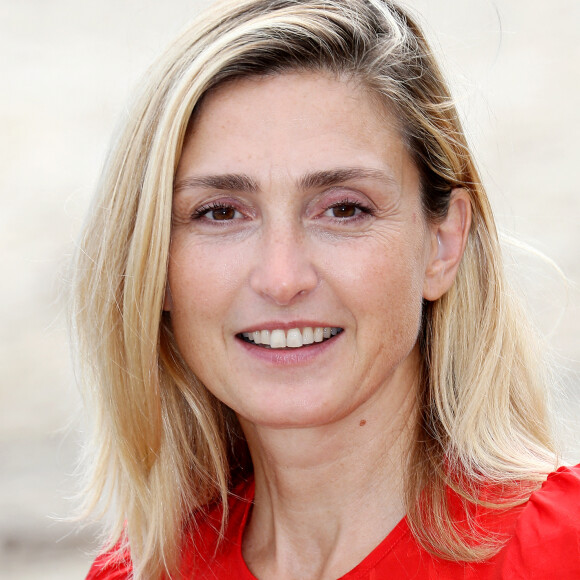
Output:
[73, 0, 580, 578]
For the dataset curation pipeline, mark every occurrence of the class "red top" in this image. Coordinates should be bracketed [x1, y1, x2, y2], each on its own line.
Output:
[87, 464, 580, 579]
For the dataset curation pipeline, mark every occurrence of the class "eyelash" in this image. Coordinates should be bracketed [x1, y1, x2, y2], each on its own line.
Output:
[193, 201, 244, 221]
[323, 199, 374, 221]
[192, 198, 374, 223]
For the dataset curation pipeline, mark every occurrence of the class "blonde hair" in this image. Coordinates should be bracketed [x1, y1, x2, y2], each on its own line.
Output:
[71, 0, 558, 577]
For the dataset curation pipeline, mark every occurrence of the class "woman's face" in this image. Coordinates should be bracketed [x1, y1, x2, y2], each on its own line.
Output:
[167, 72, 439, 429]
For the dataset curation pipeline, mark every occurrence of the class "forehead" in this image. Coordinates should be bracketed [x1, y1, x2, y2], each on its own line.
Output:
[177, 71, 416, 190]
[192, 71, 401, 139]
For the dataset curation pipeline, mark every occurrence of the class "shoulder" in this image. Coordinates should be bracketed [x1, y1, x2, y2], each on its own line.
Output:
[497, 463, 580, 579]
[180, 478, 254, 578]
[85, 546, 132, 580]
[84, 478, 254, 580]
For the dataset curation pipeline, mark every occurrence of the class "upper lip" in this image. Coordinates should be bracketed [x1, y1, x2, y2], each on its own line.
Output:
[237, 321, 342, 334]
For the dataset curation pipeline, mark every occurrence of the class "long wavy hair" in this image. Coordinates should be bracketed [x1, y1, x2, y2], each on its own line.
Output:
[70, 0, 558, 577]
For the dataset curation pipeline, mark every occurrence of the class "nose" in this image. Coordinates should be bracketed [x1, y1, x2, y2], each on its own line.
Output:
[249, 224, 319, 306]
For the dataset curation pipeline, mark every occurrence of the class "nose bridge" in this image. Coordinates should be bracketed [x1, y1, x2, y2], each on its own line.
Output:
[249, 216, 318, 305]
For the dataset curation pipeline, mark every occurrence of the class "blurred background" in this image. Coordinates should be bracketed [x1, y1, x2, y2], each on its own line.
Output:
[1, 0, 578, 577]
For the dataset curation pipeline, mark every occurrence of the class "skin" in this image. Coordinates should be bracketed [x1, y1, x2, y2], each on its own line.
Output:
[167, 72, 471, 579]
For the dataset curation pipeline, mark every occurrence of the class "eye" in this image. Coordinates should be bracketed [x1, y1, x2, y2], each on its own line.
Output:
[194, 202, 243, 221]
[323, 201, 371, 219]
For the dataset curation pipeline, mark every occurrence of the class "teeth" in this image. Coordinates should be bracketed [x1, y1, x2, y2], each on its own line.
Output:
[241, 327, 342, 349]
[286, 328, 303, 348]
[270, 329, 286, 349]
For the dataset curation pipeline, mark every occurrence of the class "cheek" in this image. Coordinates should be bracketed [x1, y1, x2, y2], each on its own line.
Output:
[332, 233, 428, 344]
[331, 229, 428, 296]
[170, 235, 241, 302]
[167, 238, 243, 355]
[372, 259, 424, 333]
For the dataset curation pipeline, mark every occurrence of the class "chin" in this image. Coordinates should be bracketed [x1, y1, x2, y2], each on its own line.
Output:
[234, 389, 356, 430]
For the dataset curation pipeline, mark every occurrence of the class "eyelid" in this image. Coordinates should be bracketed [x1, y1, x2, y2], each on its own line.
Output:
[322, 199, 374, 220]
[192, 197, 255, 221]
[326, 197, 373, 210]
[325, 199, 373, 213]
[310, 186, 376, 208]
[194, 201, 240, 218]
[313, 186, 375, 214]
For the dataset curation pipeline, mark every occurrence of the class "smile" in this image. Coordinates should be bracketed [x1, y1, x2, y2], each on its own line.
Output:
[239, 327, 343, 349]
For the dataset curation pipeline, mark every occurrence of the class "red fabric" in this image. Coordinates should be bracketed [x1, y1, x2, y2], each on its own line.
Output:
[86, 464, 580, 579]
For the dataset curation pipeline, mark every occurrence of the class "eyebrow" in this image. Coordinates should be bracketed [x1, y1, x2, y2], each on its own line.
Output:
[173, 173, 259, 193]
[298, 167, 396, 190]
[173, 167, 396, 194]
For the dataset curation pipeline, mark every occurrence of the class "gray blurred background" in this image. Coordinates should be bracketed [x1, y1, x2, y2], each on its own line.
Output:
[1, 0, 578, 577]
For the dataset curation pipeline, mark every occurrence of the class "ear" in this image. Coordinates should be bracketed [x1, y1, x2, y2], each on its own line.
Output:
[423, 188, 471, 301]
[163, 283, 173, 312]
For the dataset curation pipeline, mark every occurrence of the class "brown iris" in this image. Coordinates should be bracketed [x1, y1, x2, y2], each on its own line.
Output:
[332, 204, 357, 218]
[212, 207, 237, 220]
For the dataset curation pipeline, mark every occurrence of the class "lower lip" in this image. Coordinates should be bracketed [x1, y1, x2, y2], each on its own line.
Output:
[235, 333, 342, 366]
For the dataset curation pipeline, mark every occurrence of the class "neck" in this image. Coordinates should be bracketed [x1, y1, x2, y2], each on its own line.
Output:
[239, 367, 418, 580]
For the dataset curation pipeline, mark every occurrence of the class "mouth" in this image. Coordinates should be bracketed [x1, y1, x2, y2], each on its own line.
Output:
[237, 327, 343, 349]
